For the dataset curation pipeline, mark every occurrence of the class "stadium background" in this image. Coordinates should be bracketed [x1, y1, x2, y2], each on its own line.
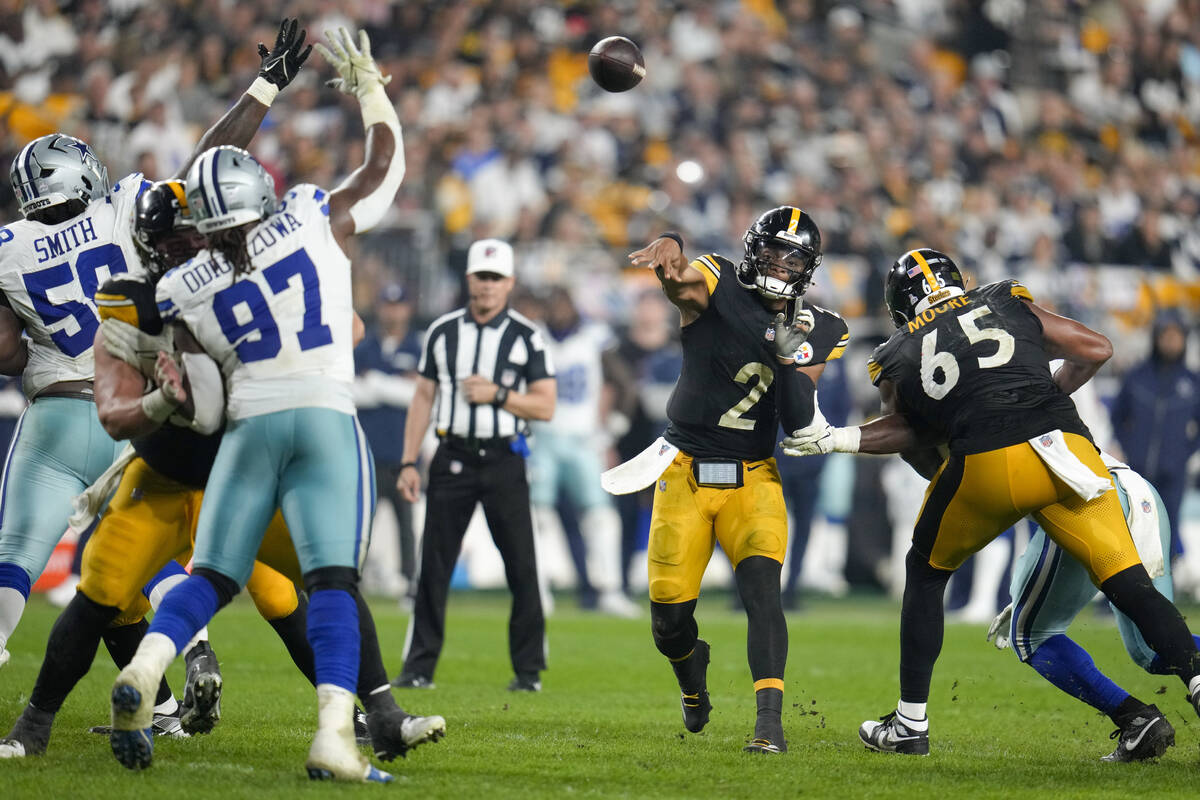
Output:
[1, 0, 1199, 597]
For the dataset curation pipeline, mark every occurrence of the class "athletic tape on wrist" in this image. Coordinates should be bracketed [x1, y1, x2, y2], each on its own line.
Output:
[245, 77, 280, 107]
[141, 388, 178, 423]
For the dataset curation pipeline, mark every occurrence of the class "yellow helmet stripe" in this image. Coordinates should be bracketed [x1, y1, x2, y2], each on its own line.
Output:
[786, 207, 801, 235]
[910, 249, 938, 291]
[165, 180, 189, 212]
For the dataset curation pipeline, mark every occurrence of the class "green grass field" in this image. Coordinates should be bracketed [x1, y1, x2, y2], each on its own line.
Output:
[1, 591, 1198, 799]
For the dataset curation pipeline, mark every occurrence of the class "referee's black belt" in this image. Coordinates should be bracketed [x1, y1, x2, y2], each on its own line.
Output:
[439, 434, 517, 453]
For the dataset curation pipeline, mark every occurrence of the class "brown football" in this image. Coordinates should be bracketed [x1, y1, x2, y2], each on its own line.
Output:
[588, 36, 646, 93]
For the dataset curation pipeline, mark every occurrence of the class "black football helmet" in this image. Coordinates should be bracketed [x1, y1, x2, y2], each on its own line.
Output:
[134, 180, 204, 279]
[737, 206, 822, 300]
[883, 248, 967, 327]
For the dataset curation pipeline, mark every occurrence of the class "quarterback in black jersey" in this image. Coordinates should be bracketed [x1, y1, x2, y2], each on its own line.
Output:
[784, 248, 1200, 757]
[625, 207, 848, 754]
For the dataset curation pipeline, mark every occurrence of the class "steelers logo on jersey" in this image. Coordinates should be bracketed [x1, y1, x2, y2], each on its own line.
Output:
[794, 341, 814, 364]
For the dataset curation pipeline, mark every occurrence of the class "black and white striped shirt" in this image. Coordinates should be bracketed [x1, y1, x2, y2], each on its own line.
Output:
[418, 307, 555, 439]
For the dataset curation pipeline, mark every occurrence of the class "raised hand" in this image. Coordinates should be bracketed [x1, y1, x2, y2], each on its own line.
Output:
[258, 17, 313, 90]
[314, 27, 391, 98]
[772, 306, 814, 364]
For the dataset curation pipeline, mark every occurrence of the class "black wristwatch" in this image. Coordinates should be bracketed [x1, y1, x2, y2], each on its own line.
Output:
[492, 385, 510, 407]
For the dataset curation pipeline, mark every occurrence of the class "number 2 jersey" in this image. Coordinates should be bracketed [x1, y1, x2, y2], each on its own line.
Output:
[664, 253, 849, 462]
[0, 173, 146, 398]
[156, 184, 355, 420]
[867, 279, 1092, 456]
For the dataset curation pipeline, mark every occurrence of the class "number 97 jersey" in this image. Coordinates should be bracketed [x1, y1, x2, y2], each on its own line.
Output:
[867, 279, 1092, 456]
[156, 184, 356, 420]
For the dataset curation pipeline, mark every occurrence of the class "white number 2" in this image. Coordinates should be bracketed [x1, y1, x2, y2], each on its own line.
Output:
[919, 307, 1015, 399]
[718, 362, 774, 430]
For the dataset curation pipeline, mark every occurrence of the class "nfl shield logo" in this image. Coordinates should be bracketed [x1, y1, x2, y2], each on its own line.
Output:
[450, 460, 463, 475]
[1039, 435, 1053, 448]
[501, 369, 516, 386]
[1141, 499, 1152, 514]
[658, 479, 667, 492]
[658, 442, 670, 456]
[764, 325, 776, 343]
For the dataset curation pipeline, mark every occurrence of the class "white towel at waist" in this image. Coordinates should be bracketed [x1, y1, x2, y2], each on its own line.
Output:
[1027, 430, 1112, 501]
[69, 443, 138, 531]
[601, 436, 679, 495]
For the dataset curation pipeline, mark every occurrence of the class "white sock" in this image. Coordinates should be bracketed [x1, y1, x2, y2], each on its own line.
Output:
[183, 629, 209, 655]
[897, 700, 928, 730]
[154, 695, 179, 715]
[316, 684, 356, 733]
[135, 632, 179, 678]
[1189, 675, 1200, 698]
[0, 586, 28, 647]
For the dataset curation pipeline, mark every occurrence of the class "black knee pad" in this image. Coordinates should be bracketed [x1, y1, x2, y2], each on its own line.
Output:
[303, 566, 359, 596]
[650, 599, 697, 651]
[192, 567, 241, 609]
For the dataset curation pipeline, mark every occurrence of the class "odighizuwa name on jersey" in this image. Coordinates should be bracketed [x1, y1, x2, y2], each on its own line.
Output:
[0, 173, 148, 398]
[156, 184, 356, 420]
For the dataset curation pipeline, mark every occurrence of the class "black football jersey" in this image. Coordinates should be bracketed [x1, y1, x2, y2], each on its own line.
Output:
[664, 254, 849, 461]
[96, 275, 223, 488]
[867, 280, 1091, 455]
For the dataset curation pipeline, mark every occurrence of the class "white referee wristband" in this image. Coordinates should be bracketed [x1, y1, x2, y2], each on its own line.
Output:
[141, 387, 178, 423]
[245, 77, 280, 107]
[830, 426, 861, 454]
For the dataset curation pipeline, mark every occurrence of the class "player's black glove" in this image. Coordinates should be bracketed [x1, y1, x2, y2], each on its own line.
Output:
[257, 17, 312, 90]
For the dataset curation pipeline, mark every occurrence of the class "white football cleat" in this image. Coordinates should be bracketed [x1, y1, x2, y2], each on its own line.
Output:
[109, 663, 161, 770]
[307, 685, 393, 783]
[0, 739, 26, 758]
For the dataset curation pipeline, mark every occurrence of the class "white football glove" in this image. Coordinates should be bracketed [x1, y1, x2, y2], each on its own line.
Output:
[772, 307, 815, 364]
[781, 406, 861, 456]
[101, 318, 174, 379]
[986, 603, 1013, 650]
[314, 27, 391, 99]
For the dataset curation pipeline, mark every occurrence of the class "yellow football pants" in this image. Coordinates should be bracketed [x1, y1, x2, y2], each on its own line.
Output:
[78, 456, 301, 626]
[914, 432, 1141, 584]
[647, 451, 788, 604]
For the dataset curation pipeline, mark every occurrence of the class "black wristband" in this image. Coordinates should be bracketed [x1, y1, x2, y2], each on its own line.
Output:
[492, 385, 510, 407]
[658, 231, 684, 251]
[399, 462, 419, 472]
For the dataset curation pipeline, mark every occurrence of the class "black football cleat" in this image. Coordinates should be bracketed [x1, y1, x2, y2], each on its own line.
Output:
[678, 640, 711, 734]
[1101, 704, 1174, 762]
[859, 710, 929, 756]
[0, 705, 54, 758]
[180, 641, 222, 735]
[365, 708, 447, 761]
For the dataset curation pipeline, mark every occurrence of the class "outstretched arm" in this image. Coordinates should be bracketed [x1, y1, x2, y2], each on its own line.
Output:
[1025, 300, 1112, 395]
[627, 235, 709, 325]
[171, 17, 312, 180]
[317, 28, 405, 250]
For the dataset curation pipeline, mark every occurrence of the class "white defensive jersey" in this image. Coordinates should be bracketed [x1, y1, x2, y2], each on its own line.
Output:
[537, 320, 612, 437]
[156, 184, 355, 420]
[0, 173, 146, 399]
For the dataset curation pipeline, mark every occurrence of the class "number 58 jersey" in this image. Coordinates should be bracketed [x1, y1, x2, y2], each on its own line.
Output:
[867, 279, 1092, 456]
[0, 173, 145, 398]
[156, 184, 356, 420]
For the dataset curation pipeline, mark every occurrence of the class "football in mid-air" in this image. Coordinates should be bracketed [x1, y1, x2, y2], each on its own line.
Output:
[588, 36, 646, 92]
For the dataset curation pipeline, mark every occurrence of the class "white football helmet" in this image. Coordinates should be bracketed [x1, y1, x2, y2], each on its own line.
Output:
[10, 134, 109, 217]
[186, 145, 277, 234]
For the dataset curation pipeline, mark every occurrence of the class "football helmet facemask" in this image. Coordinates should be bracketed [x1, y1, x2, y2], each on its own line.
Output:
[134, 180, 205, 280]
[10, 134, 109, 218]
[737, 206, 822, 301]
[883, 248, 967, 327]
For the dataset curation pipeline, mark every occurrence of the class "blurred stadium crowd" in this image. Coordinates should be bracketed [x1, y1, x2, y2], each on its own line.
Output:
[1, 0, 1199, 600]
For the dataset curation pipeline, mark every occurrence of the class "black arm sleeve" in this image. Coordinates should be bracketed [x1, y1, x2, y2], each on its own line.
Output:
[776, 367, 817, 434]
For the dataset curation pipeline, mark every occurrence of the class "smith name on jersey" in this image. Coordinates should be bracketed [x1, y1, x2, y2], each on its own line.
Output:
[156, 184, 355, 421]
[0, 173, 147, 398]
[665, 253, 849, 462]
[868, 279, 1092, 455]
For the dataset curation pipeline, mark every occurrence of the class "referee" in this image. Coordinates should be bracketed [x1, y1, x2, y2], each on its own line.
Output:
[394, 239, 556, 692]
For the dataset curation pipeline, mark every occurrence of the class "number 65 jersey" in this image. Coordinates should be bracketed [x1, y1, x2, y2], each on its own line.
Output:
[156, 184, 356, 420]
[867, 279, 1093, 456]
[0, 173, 145, 398]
